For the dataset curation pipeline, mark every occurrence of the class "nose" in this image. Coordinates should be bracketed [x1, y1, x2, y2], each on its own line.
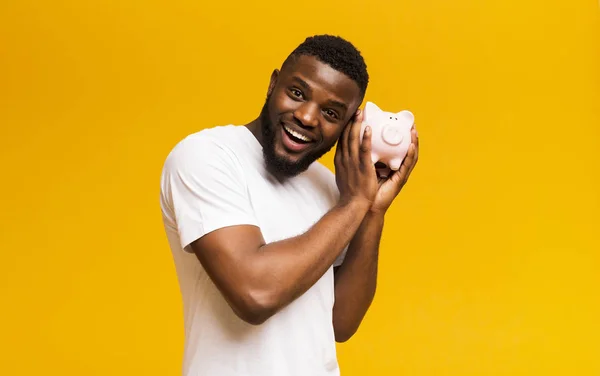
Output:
[293, 102, 319, 128]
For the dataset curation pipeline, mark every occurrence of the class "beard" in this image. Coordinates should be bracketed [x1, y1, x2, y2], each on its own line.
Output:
[259, 95, 335, 178]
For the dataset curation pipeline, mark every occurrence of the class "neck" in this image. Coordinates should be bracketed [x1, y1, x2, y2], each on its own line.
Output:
[244, 118, 291, 182]
[245, 118, 265, 147]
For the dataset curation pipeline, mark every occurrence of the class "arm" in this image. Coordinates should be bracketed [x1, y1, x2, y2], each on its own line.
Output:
[191, 198, 370, 325]
[332, 211, 384, 342]
[185, 110, 378, 325]
[332, 124, 420, 342]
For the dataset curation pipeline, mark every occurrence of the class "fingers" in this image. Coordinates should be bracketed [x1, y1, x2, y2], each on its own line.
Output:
[394, 127, 419, 185]
[393, 148, 411, 185]
[336, 112, 353, 167]
[347, 109, 363, 163]
[404, 143, 417, 173]
[405, 142, 417, 168]
[387, 134, 418, 190]
[411, 125, 419, 164]
[360, 126, 375, 171]
[408, 125, 419, 174]
[334, 122, 347, 167]
[342, 110, 360, 164]
[376, 124, 420, 203]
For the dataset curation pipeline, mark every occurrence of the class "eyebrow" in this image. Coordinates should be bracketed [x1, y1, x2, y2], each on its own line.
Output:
[327, 99, 348, 111]
[292, 76, 311, 90]
[291, 76, 349, 111]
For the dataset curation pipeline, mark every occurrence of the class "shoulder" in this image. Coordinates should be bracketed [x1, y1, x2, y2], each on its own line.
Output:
[163, 125, 245, 172]
[169, 125, 240, 156]
[160, 125, 252, 202]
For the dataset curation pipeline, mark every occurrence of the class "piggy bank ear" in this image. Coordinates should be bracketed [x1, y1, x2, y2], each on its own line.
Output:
[364, 101, 383, 123]
[396, 110, 415, 127]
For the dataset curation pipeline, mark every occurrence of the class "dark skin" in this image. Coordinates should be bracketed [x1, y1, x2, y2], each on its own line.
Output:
[189, 55, 419, 341]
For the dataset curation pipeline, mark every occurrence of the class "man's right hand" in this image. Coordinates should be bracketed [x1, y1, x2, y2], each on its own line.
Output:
[334, 109, 379, 209]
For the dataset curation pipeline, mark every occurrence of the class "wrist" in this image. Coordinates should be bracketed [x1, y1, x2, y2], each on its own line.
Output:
[365, 209, 386, 222]
[367, 206, 388, 218]
[338, 196, 372, 215]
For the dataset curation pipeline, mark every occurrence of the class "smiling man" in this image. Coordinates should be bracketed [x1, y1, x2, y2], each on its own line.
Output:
[159, 34, 419, 376]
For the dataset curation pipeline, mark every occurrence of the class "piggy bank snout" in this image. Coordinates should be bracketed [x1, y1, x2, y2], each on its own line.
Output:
[381, 124, 405, 146]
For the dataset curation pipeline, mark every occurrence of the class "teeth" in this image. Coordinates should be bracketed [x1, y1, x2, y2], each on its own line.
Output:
[284, 125, 311, 142]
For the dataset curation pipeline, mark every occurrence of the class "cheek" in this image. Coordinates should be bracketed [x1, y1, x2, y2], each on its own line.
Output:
[321, 124, 344, 144]
[271, 92, 298, 114]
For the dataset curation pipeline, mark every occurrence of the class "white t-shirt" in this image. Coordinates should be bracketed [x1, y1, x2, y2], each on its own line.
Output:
[159, 124, 347, 376]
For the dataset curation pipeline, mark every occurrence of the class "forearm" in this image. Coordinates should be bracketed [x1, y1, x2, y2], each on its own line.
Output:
[332, 211, 384, 341]
[236, 198, 371, 323]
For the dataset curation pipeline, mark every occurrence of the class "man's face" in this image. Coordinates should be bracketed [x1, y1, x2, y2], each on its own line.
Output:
[259, 55, 362, 177]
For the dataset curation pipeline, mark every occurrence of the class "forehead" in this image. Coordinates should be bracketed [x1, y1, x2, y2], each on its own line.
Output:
[280, 55, 361, 109]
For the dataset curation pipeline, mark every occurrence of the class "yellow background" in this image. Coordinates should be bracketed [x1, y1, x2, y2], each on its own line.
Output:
[1, 0, 598, 375]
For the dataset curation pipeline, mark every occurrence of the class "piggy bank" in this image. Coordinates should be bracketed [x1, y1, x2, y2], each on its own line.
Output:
[360, 101, 415, 178]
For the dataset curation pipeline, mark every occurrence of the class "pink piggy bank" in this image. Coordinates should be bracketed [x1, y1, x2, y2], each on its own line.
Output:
[360, 101, 415, 178]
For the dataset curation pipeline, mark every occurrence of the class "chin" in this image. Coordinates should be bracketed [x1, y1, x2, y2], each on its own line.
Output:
[263, 141, 314, 178]
[259, 103, 328, 178]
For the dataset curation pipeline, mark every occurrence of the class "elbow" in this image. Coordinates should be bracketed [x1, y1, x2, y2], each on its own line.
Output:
[233, 288, 279, 326]
[334, 328, 356, 343]
[333, 314, 360, 343]
[238, 308, 272, 326]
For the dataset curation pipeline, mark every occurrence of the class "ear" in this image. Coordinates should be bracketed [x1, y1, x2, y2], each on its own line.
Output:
[396, 110, 415, 126]
[365, 101, 382, 113]
[267, 69, 279, 97]
[364, 101, 382, 123]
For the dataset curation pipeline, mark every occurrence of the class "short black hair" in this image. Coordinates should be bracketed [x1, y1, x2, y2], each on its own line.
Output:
[283, 34, 369, 99]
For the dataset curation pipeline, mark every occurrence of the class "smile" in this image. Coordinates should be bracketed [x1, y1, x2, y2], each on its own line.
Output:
[280, 122, 315, 153]
[283, 124, 313, 143]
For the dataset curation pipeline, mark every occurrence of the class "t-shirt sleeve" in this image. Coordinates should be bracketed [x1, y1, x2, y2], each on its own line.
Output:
[333, 246, 348, 268]
[162, 135, 259, 252]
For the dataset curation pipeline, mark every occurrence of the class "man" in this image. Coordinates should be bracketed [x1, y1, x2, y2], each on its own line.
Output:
[159, 34, 419, 376]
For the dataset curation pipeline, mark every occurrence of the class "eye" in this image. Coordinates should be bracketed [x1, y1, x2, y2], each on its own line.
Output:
[289, 88, 304, 99]
[324, 109, 339, 119]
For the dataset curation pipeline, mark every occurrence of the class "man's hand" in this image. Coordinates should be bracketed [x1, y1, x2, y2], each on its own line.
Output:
[331, 125, 419, 341]
[334, 109, 379, 208]
[370, 125, 419, 214]
[183, 110, 382, 326]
